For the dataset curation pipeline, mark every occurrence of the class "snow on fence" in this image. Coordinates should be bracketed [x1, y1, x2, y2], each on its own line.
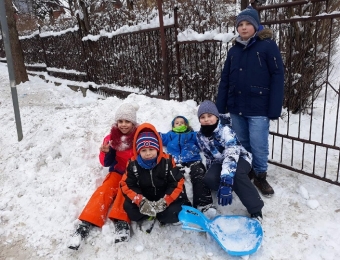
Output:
[15, 8, 229, 102]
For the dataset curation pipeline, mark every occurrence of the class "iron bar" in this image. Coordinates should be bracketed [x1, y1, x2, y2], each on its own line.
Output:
[0, 0, 23, 141]
[269, 160, 340, 186]
[157, 0, 170, 100]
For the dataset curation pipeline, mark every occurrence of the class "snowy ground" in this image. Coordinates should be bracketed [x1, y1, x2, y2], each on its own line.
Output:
[1, 62, 340, 260]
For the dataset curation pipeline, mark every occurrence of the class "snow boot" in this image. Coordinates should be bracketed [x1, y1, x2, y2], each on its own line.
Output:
[199, 204, 217, 219]
[248, 168, 255, 180]
[138, 216, 156, 233]
[251, 211, 263, 224]
[114, 220, 130, 243]
[68, 221, 93, 250]
[253, 172, 274, 197]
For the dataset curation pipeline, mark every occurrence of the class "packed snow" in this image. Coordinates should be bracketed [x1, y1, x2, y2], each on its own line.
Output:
[1, 62, 340, 260]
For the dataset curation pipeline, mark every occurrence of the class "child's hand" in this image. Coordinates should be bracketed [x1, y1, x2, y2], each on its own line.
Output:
[100, 140, 111, 153]
[139, 198, 157, 217]
[153, 198, 167, 213]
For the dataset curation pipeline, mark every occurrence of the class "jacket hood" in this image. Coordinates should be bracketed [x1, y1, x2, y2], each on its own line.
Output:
[257, 28, 273, 40]
[132, 123, 164, 163]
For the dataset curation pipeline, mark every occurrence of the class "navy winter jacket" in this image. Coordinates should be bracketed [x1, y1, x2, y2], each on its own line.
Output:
[159, 130, 202, 164]
[216, 28, 284, 119]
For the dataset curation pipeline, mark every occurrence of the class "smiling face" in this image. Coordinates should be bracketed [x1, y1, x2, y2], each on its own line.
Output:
[139, 147, 158, 160]
[173, 117, 186, 127]
[117, 119, 134, 134]
[199, 113, 218, 126]
[237, 20, 256, 41]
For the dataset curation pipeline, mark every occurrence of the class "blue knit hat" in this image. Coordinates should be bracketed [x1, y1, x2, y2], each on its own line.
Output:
[136, 132, 160, 153]
[171, 116, 189, 127]
[197, 100, 219, 119]
[236, 6, 260, 31]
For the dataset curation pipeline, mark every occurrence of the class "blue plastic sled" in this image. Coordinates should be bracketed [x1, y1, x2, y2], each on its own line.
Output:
[178, 206, 263, 256]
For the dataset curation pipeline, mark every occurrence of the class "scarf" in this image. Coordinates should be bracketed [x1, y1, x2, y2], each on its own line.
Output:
[200, 120, 219, 137]
[137, 155, 157, 170]
[172, 125, 188, 133]
[109, 125, 136, 151]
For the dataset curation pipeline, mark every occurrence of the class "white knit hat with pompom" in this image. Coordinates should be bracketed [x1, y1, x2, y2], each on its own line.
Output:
[115, 103, 139, 125]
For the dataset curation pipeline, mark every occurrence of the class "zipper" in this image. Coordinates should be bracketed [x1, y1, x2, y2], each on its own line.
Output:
[149, 169, 156, 195]
[274, 57, 278, 68]
[178, 134, 182, 163]
[257, 52, 262, 67]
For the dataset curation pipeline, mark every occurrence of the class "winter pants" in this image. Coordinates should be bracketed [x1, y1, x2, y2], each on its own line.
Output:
[204, 157, 264, 214]
[79, 171, 122, 227]
[182, 161, 213, 208]
[108, 185, 130, 223]
[123, 193, 191, 224]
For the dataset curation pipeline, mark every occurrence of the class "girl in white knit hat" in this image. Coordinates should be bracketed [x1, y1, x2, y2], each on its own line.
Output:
[68, 102, 139, 250]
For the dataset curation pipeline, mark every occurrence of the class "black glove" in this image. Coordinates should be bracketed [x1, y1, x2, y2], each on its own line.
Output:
[179, 167, 186, 176]
[139, 198, 156, 217]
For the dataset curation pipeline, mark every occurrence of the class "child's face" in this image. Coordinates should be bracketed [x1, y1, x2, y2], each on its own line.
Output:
[139, 148, 158, 160]
[199, 113, 218, 125]
[117, 120, 134, 134]
[237, 21, 256, 41]
[173, 117, 186, 127]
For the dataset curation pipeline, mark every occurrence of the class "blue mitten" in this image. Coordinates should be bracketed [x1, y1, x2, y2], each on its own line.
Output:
[217, 176, 234, 206]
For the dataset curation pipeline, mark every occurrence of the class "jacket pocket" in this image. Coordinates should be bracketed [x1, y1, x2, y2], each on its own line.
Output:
[250, 86, 270, 111]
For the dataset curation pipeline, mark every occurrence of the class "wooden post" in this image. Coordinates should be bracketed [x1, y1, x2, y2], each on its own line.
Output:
[157, 0, 170, 100]
[241, 0, 248, 10]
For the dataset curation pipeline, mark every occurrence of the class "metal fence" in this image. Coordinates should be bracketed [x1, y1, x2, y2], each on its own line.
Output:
[2, 8, 228, 103]
[257, 0, 340, 185]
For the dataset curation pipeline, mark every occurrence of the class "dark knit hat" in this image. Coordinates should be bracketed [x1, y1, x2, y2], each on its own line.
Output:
[171, 116, 189, 127]
[115, 103, 139, 125]
[136, 132, 160, 153]
[236, 6, 260, 31]
[197, 100, 219, 119]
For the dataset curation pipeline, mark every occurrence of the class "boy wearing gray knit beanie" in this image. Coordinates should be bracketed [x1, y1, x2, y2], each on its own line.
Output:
[196, 100, 264, 222]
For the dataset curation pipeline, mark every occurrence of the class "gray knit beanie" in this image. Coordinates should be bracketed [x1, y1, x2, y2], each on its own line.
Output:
[115, 103, 139, 125]
[236, 6, 260, 31]
[197, 100, 219, 119]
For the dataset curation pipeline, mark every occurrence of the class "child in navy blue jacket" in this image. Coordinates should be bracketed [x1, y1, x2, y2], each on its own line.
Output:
[159, 116, 214, 215]
[216, 7, 284, 196]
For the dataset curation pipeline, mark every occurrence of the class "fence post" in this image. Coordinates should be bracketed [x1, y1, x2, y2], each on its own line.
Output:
[157, 0, 170, 100]
[38, 25, 49, 72]
[76, 22, 90, 82]
[174, 7, 183, 101]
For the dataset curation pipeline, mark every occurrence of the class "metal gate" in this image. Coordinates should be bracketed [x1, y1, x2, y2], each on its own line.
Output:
[257, 0, 340, 185]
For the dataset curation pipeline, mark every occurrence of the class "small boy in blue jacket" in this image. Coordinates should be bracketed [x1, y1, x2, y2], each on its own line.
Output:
[159, 116, 214, 215]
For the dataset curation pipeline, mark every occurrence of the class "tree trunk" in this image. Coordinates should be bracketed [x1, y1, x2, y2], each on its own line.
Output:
[241, 0, 248, 10]
[4, 0, 28, 84]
